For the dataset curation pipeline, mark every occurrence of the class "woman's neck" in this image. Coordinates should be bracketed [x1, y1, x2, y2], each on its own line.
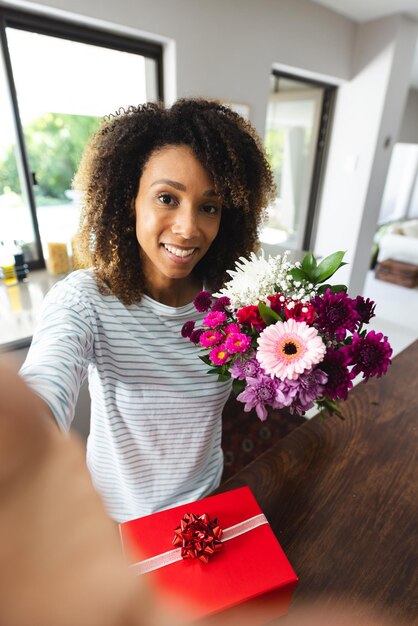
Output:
[144, 276, 202, 307]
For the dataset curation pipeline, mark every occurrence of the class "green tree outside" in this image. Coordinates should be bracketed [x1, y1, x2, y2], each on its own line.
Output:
[0, 112, 100, 201]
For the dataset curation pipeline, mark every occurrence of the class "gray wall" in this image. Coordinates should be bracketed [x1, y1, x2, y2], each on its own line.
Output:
[398, 89, 418, 143]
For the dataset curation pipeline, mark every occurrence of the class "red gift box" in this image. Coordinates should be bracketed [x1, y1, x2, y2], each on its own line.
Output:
[119, 486, 298, 624]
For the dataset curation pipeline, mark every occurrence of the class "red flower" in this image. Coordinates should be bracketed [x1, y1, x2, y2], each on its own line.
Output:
[236, 305, 266, 331]
[267, 293, 285, 315]
[284, 301, 315, 324]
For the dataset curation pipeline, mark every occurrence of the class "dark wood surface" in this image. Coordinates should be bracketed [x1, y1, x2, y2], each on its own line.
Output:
[216, 340, 418, 624]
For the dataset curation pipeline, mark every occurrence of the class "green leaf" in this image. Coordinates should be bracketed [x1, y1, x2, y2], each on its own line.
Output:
[258, 301, 282, 325]
[217, 373, 231, 382]
[198, 355, 211, 366]
[301, 251, 317, 277]
[289, 267, 309, 283]
[313, 251, 346, 283]
[206, 369, 221, 375]
[232, 378, 246, 395]
[317, 283, 348, 295]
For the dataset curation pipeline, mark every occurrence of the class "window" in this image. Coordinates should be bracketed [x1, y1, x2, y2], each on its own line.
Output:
[261, 72, 335, 253]
[0, 9, 163, 269]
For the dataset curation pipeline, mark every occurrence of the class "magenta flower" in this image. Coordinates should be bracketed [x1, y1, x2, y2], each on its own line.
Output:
[190, 328, 205, 345]
[200, 329, 223, 348]
[289, 367, 328, 415]
[225, 333, 252, 355]
[181, 320, 195, 338]
[312, 289, 360, 341]
[230, 356, 261, 380]
[354, 296, 376, 326]
[320, 347, 355, 400]
[345, 331, 392, 381]
[211, 296, 231, 312]
[194, 290, 212, 312]
[209, 343, 230, 366]
[203, 311, 227, 328]
[223, 323, 241, 338]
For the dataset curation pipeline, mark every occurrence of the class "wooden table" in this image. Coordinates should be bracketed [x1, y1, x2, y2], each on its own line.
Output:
[217, 340, 418, 624]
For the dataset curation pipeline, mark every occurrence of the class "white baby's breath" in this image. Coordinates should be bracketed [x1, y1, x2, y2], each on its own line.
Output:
[214, 250, 300, 309]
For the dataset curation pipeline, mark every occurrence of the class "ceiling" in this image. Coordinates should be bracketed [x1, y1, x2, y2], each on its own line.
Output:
[310, 0, 418, 88]
[310, 0, 418, 23]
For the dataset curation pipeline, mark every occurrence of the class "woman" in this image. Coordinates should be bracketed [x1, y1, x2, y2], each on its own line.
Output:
[20, 98, 274, 522]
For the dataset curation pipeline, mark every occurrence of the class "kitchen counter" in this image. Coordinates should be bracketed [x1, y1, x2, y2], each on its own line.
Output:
[0, 271, 66, 352]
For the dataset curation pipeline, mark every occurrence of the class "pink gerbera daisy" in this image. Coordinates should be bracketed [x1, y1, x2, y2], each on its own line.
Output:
[256, 318, 326, 380]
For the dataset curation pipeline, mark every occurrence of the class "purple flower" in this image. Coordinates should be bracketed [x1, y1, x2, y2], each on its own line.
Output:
[312, 289, 360, 341]
[203, 311, 227, 328]
[274, 377, 299, 409]
[190, 328, 205, 345]
[230, 356, 261, 380]
[237, 374, 299, 421]
[346, 331, 392, 381]
[289, 367, 328, 415]
[181, 320, 195, 338]
[237, 375, 279, 421]
[211, 296, 231, 312]
[320, 347, 355, 400]
[193, 290, 212, 312]
[354, 296, 376, 326]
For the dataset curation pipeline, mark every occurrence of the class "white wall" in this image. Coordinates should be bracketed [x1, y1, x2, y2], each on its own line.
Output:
[313, 15, 418, 294]
[398, 89, 418, 143]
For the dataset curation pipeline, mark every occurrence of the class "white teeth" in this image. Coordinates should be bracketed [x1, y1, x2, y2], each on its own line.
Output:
[163, 244, 195, 258]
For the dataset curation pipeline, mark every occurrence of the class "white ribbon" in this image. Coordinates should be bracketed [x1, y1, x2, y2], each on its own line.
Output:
[130, 513, 268, 576]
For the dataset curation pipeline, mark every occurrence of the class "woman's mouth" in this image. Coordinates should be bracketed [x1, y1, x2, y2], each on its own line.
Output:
[162, 243, 196, 258]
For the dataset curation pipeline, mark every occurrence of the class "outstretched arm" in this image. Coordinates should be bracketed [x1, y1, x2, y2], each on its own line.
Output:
[0, 362, 156, 626]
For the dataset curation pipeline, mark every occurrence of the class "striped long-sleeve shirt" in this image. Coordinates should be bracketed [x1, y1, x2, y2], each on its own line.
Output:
[20, 270, 231, 522]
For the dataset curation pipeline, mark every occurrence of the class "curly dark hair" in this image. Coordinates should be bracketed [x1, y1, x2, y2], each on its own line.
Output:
[74, 98, 275, 304]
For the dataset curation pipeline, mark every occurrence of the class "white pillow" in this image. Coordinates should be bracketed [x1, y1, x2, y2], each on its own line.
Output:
[400, 221, 418, 238]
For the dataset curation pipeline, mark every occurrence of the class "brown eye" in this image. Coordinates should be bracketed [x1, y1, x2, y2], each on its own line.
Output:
[202, 205, 219, 216]
[158, 193, 175, 205]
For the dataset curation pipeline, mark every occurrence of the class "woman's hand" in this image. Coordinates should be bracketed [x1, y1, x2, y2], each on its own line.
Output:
[0, 363, 159, 626]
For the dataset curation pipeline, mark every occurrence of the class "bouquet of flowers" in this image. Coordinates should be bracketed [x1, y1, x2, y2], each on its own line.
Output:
[181, 250, 392, 420]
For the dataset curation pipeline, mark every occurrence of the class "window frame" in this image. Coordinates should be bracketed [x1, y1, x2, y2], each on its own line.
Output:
[0, 7, 163, 270]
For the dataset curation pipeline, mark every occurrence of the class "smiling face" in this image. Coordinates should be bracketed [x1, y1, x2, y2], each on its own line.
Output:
[134, 144, 222, 305]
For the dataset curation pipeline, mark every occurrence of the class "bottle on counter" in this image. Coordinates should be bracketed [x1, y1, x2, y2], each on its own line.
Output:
[13, 240, 29, 282]
[46, 241, 70, 275]
[0, 241, 18, 287]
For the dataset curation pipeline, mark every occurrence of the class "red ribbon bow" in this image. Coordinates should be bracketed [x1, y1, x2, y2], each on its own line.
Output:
[172, 512, 223, 564]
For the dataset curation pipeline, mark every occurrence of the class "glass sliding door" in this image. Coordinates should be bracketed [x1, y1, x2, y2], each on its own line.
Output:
[261, 73, 335, 253]
[0, 9, 162, 270]
[0, 48, 38, 263]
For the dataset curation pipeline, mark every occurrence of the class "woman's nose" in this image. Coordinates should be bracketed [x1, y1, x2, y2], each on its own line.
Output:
[171, 207, 199, 239]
